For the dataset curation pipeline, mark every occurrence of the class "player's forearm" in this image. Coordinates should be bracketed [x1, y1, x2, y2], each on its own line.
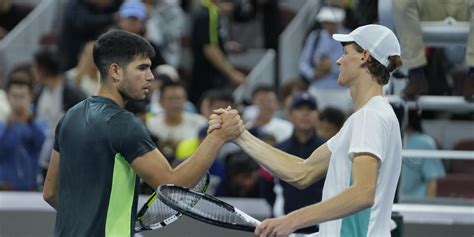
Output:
[173, 134, 225, 187]
[288, 185, 375, 230]
[203, 45, 235, 78]
[43, 179, 58, 210]
[235, 130, 309, 187]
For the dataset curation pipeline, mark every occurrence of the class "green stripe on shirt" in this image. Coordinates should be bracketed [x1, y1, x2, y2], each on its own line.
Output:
[105, 153, 137, 237]
[340, 168, 371, 237]
[341, 207, 371, 237]
[201, 0, 219, 45]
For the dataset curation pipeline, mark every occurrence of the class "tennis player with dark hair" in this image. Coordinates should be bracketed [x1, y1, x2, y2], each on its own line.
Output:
[211, 24, 403, 237]
[43, 29, 244, 236]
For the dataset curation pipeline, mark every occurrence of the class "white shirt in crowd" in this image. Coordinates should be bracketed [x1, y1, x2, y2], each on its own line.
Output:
[246, 117, 294, 144]
[146, 111, 207, 144]
[0, 89, 11, 122]
[36, 83, 64, 131]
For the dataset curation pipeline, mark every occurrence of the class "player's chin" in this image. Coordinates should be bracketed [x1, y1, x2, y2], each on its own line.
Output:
[131, 93, 147, 101]
[337, 76, 347, 87]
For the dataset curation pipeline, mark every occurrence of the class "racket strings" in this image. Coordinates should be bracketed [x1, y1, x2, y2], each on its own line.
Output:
[162, 188, 255, 227]
[139, 174, 209, 228]
[141, 197, 178, 226]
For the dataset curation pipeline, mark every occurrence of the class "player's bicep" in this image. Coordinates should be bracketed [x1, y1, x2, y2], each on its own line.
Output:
[302, 143, 331, 183]
[351, 154, 379, 202]
[131, 148, 173, 190]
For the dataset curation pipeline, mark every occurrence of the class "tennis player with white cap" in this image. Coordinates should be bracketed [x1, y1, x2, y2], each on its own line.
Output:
[210, 24, 404, 237]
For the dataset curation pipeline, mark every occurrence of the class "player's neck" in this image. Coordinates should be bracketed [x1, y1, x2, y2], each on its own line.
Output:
[350, 75, 383, 111]
[96, 83, 126, 107]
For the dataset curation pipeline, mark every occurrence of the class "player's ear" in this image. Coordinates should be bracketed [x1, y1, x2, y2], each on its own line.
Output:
[361, 50, 371, 64]
[108, 63, 122, 83]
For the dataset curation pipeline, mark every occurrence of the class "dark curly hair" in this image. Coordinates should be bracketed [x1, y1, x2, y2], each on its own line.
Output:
[93, 29, 155, 80]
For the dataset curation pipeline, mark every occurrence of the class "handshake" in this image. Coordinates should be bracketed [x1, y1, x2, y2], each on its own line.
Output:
[206, 106, 245, 142]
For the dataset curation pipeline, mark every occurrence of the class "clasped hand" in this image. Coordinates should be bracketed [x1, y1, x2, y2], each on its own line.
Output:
[207, 106, 245, 141]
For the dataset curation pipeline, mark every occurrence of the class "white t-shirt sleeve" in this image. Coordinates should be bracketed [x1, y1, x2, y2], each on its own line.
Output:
[348, 109, 385, 162]
[327, 130, 340, 152]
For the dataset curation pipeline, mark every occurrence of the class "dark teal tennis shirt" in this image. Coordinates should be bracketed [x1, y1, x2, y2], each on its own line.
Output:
[53, 96, 156, 237]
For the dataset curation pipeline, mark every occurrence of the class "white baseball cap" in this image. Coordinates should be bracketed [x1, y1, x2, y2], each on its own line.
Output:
[316, 6, 345, 23]
[332, 24, 401, 67]
[155, 64, 179, 82]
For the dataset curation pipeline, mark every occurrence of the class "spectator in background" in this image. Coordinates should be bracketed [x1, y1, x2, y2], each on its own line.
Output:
[0, 63, 35, 122]
[399, 109, 446, 199]
[0, 78, 47, 191]
[393, 0, 474, 101]
[325, 0, 358, 30]
[33, 46, 87, 131]
[146, 80, 207, 164]
[273, 92, 326, 234]
[299, 6, 353, 112]
[232, 0, 283, 50]
[259, 0, 282, 51]
[300, 6, 347, 84]
[1, 63, 38, 123]
[277, 78, 309, 119]
[198, 88, 235, 118]
[350, 0, 377, 27]
[57, 0, 121, 71]
[0, 0, 32, 40]
[32, 46, 86, 183]
[116, 0, 166, 70]
[189, 0, 246, 105]
[7, 63, 38, 95]
[244, 85, 293, 144]
[0, 88, 10, 122]
[66, 41, 100, 96]
[316, 107, 345, 140]
[215, 151, 261, 197]
[149, 64, 197, 115]
[144, 0, 185, 68]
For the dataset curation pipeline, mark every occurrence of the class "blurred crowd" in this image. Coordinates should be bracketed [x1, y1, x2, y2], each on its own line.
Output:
[0, 0, 473, 233]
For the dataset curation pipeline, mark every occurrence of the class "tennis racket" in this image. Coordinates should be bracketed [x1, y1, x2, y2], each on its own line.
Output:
[156, 184, 261, 232]
[134, 172, 210, 232]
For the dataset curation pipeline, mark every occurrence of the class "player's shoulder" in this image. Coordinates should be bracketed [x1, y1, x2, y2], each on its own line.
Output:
[106, 110, 148, 140]
[349, 100, 398, 130]
[61, 99, 88, 123]
[84, 96, 135, 122]
[364, 97, 396, 119]
[108, 109, 140, 126]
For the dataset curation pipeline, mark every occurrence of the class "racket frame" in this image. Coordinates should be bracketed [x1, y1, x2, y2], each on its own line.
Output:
[157, 184, 261, 232]
[134, 173, 210, 232]
[134, 192, 183, 232]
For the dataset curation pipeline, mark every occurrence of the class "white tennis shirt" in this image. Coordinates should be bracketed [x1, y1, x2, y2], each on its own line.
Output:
[321, 96, 402, 237]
